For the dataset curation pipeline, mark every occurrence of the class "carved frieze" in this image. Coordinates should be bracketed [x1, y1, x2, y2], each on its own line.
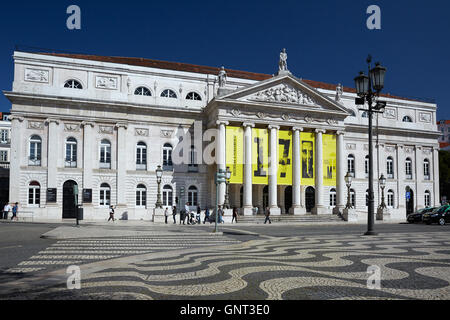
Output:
[161, 130, 174, 138]
[28, 121, 44, 130]
[99, 125, 114, 134]
[423, 148, 432, 155]
[383, 108, 396, 119]
[419, 112, 432, 123]
[248, 83, 317, 106]
[230, 109, 241, 117]
[404, 146, 413, 153]
[256, 112, 266, 119]
[96, 76, 118, 90]
[135, 128, 149, 137]
[64, 123, 80, 132]
[346, 143, 356, 150]
[281, 114, 290, 121]
[385, 146, 395, 153]
[25, 68, 49, 83]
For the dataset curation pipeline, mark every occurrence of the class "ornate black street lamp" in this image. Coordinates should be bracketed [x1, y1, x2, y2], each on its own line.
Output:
[379, 174, 387, 209]
[223, 166, 232, 209]
[354, 55, 387, 236]
[345, 172, 353, 209]
[155, 165, 163, 209]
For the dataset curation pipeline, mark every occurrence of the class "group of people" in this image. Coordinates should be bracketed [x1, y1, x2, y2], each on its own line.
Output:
[2, 202, 19, 221]
[163, 203, 240, 225]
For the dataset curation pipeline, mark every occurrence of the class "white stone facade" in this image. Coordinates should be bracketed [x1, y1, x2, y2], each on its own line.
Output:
[4, 51, 441, 222]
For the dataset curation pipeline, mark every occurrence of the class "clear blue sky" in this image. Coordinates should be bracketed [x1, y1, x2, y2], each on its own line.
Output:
[0, 0, 449, 120]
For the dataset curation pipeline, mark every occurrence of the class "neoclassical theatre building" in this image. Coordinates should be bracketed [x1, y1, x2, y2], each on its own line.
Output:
[4, 49, 440, 221]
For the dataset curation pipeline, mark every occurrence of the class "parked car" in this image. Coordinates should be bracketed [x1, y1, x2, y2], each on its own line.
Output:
[422, 205, 450, 225]
[407, 207, 437, 223]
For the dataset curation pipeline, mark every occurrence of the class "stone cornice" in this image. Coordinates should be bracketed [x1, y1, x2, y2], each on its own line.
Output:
[44, 118, 60, 125]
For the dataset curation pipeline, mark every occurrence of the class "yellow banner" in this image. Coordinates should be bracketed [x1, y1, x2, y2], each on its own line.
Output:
[226, 126, 244, 184]
[252, 128, 269, 185]
[300, 132, 315, 186]
[323, 134, 336, 186]
[278, 130, 292, 185]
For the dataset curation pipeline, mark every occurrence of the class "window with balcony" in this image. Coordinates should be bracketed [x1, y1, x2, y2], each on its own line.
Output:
[163, 143, 173, 170]
[29, 135, 42, 166]
[387, 157, 394, 179]
[423, 159, 430, 180]
[99, 139, 111, 169]
[405, 158, 412, 179]
[347, 155, 355, 177]
[136, 142, 147, 170]
[424, 190, 431, 207]
[65, 137, 77, 168]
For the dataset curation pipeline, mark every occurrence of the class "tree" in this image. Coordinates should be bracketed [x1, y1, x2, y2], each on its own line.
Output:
[439, 150, 450, 203]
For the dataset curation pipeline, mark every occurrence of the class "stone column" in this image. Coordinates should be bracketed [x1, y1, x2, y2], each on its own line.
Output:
[433, 147, 440, 206]
[9, 116, 24, 204]
[216, 120, 229, 206]
[46, 118, 60, 189]
[396, 144, 405, 210]
[243, 122, 254, 215]
[415, 146, 422, 209]
[268, 125, 280, 215]
[312, 129, 327, 215]
[115, 123, 128, 207]
[333, 131, 345, 215]
[290, 127, 305, 214]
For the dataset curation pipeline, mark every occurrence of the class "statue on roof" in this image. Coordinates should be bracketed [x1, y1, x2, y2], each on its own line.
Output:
[218, 66, 227, 88]
[335, 83, 343, 102]
[279, 48, 288, 72]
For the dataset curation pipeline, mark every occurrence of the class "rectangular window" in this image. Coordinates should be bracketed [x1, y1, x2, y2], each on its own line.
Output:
[0, 130, 8, 143]
[0, 150, 7, 162]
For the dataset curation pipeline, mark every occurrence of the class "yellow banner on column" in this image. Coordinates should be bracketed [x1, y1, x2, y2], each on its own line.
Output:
[300, 132, 315, 186]
[278, 130, 292, 185]
[323, 134, 336, 186]
[252, 128, 269, 185]
[226, 126, 244, 184]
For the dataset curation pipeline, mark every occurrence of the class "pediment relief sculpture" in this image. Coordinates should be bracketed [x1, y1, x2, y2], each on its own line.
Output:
[248, 83, 317, 106]
[64, 123, 80, 132]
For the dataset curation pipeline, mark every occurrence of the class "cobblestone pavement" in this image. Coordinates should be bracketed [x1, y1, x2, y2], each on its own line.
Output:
[3, 231, 450, 300]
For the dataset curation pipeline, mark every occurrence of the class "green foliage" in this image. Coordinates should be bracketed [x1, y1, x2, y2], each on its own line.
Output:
[439, 150, 450, 201]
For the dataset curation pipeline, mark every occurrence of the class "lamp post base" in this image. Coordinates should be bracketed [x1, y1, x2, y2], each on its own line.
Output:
[363, 230, 378, 236]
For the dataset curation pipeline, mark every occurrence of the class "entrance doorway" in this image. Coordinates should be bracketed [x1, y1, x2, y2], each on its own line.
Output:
[305, 186, 315, 213]
[284, 186, 292, 214]
[63, 180, 78, 219]
[406, 186, 414, 216]
[263, 186, 269, 212]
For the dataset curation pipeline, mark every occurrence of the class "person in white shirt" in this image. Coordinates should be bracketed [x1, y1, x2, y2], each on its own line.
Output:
[3, 203, 11, 220]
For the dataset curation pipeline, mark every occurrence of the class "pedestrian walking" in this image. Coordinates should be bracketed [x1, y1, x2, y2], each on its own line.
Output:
[232, 207, 238, 224]
[11, 202, 18, 221]
[264, 207, 272, 224]
[172, 206, 177, 224]
[108, 205, 116, 222]
[3, 203, 11, 220]
[196, 205, 201, 224]
[218, 206, 224, 224]
[164, 207, 169, 224]
[203, 207, 210, 224]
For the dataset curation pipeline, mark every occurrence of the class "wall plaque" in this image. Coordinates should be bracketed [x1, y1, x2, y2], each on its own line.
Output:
[46, 188, 57, 203]
[82, 189, 92, 203]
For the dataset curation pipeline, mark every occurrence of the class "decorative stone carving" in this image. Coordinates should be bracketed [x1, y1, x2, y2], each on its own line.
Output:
[28, 121, 44, 130]
[230, 109, 241, 117]
[419, 112, 432, 123]
[96, 76, 118, 90]
[346, 143, 356, 150]
[281, 114, 290, 121]
[25, 68, 49, 83]
[327, 119, 338, 125]
[383, 108, 396, 119]
[249, 83, 316, 106]
[64, 123, 80, 132]
[304, 116, 313, 123]
[218, 67, 227, 88]
[423, 148, 432, 155]
[385, 146, 395, 153]
[135, 128, 149, 137]
[257, 112, 266, 119]
[160, 130, 174, 138]
[335, 83, 343, 102]
[404, 146, 413, 153]
[99, 125, 114, 134]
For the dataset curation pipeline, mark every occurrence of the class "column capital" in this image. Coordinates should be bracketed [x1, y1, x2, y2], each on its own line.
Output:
[336, 130, 345, 136]
[216, 120, 229, 126]
[9, 115, 24, 122]
[115, 122, 128, 130]
[268, 125, 280, 130]
[81, 121, 95, 128]
[314, 128, 326, 134]
[45, 118, 60, 125]
[292, 126, 304, 132]
[242, 122, 255, 128]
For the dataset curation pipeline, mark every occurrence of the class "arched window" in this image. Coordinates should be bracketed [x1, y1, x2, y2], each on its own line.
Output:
[160, 89, 177, 99]
[365, 155, 369, 178]
[402, 116, 413, 123]
[347, 155, 355, 177]
[350, 189, 356, 208]
[136, 142, 147, 170]
[29, 135, 42, 166]
[162, 185, 173, 207]
[405, 158, 412, 179]
[163, 143, 173, 169]
[136, 184, 147, 207]
[387, 189, 394, 207]
[424, 190, 431, 207]
[186, 92, 201, 101]
[423, 159, 430, 180]
[361, 111, 369, 118]
[187, 186, 198, 206]
[64, 79, 83, 89]
[329, 188, 336, 207]
[99, 139, 111, 169]
[99, 183, 111, 207]
[134, 87, 151, 96]
[387, 156, 394, 178]
[65, 137, 77, 168]
[28, 181, 40, 206]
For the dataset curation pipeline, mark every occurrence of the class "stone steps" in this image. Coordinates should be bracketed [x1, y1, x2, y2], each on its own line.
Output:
[235, 214, 345, 224]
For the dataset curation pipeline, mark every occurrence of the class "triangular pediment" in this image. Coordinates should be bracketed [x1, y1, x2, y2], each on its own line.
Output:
[217, 74, 349, 114]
